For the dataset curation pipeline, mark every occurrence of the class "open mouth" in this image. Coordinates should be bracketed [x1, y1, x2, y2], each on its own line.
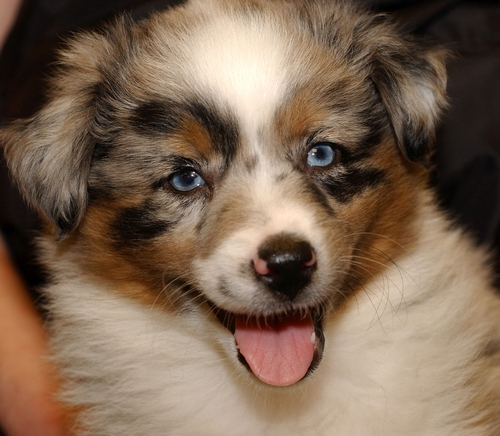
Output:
[211, 304, 325, 387]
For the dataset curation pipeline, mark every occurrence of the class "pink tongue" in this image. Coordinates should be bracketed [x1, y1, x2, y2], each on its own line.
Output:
[234, 314, 315, 387]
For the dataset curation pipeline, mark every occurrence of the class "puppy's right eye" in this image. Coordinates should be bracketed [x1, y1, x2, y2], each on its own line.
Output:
[169, 169, 206, 192]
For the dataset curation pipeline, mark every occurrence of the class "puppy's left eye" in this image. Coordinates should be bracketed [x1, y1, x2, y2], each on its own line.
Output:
[169, 169, 206, 192]
[307, 143, 337, 167]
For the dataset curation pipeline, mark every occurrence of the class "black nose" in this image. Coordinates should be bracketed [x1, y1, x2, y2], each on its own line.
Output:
[254, 233, 316, 301]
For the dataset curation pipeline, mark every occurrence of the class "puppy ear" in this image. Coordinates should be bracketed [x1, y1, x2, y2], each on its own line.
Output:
[0, 30, 116, 239]
[2, 110, 94, 239]
[369, 38, 448, 166]
[303, 2, 448, 165]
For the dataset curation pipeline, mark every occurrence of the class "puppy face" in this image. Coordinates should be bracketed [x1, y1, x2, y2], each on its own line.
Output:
[1, 0, 447, 387]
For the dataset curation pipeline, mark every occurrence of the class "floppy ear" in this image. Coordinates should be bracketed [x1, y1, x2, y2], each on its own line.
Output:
[347, 8, 449, 166]
[302, 1, 448, 165]
[0, 26, 126, 239]
[369, 38, 448, 165]
[1, 104, 95, 239]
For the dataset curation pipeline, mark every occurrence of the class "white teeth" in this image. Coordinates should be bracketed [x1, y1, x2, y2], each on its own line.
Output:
[310, 332, 316, 344]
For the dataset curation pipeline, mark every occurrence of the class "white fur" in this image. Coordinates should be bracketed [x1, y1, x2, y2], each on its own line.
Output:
[45, 190, 499, 435]
[189, 17, 289, 138]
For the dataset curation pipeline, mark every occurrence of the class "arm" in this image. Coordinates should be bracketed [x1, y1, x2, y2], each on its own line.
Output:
[0, 237, 67, 436]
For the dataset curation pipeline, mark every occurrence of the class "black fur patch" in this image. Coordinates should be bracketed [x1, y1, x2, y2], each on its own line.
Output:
[113, 200, 174, 243]
[129, 99, 239, 166]
[303, 177, 335, 215]
[186, 101, 239, 165]
[402, 121, 430, 165]
[320, 167, 385, 203]
[130, 101, 182, 136]
[340, 122, 386, 165]
[56, 195, 80, 238]
[87, 181, 116, 203]
[92, 142, 111, 160]
[356, 126, 384, 156]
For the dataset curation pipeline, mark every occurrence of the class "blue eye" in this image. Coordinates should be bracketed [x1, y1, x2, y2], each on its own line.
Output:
[307, 143, 336, 167]
[169, 169, 206, 192]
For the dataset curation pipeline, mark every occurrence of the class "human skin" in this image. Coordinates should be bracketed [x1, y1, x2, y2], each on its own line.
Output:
[0, 237, 68, 436]
[0, 0, 22, 50]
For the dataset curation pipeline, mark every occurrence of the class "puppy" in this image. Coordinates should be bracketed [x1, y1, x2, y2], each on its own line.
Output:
[2, 0, 500, 434]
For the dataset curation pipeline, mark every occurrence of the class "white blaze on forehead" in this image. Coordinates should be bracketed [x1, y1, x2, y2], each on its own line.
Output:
[187, 14, 292, 136]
